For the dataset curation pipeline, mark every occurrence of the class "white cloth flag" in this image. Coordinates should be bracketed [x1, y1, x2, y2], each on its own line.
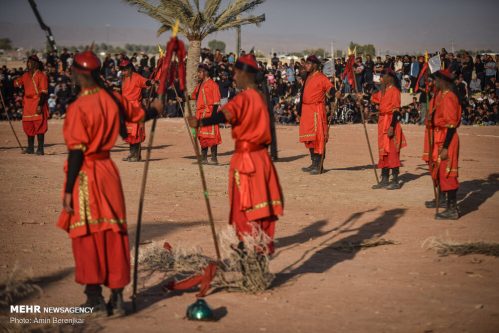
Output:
[322, 60, 335, 77]
[428, 54, 441, 73]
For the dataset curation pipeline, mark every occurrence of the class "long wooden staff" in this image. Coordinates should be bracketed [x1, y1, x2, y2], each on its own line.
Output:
[319, 94, 337, 173]
[424, 53, 440, 214]
[132, 28, 174, 313]
[172, 84, 221, 261]
[0, 90, 24, 151]
[131, 80, 157, 312]
[353, 71, 379, 184]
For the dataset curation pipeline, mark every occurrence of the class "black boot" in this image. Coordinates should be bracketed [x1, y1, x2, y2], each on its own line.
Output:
[81, 285, 107, 316]
[108, 288, 126, 316]
[36, 134, 44, 155]
[436, 190, 459, 220]
[425, 192, 447, 208]
[386, 167, 401, 190]
[129, 144, 141, 162]
[23, 136, 35, 154]
[137, 144, 142, 161]
[122, 144, 132, 161]
[201, 147, 208, 164]
[302, 148, 315, 172]
[372, 168, 389, 189]
[309, 154, 322, 175]
[210, 145, 219, 165]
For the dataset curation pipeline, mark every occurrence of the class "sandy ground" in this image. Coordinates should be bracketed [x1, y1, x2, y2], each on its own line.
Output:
[0, 119, 498, 333]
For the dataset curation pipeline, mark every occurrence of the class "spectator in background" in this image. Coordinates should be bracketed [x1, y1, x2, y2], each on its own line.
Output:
[469, 72, 481, 93]
[364, 54, 374, 86]
[461, 54, 474, 85]
[48, 94, 57, 116]
[402, 75, 411, 93]
[60, 48, 70, 71]
[354, 56, 364, 91]
[271, 53, 279, 68]
[409, 56, 420, 91]
[484, 55, 497, 88]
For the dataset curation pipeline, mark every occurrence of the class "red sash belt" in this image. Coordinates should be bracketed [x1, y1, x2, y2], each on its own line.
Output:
[235, 141, 266, 153]
[85, 151, 110, 161]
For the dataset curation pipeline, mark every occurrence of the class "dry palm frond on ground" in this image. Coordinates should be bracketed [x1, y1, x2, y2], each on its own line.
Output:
[423, 237, 499, 257]
[136, 226, 273, 293]
[0, 265, 42, 309]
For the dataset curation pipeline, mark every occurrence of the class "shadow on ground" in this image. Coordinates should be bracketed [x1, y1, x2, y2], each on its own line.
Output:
[272, 208, 405, 288]
[458, 173, 499, 217]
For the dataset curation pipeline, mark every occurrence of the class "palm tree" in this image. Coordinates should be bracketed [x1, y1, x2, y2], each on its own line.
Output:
[124, 0, 265, 93]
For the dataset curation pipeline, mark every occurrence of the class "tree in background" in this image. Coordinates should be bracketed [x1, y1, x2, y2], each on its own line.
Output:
[349, 41, 376, 57]
[303, 48, 327, 58]
[208, 39, 226, 53]
[124, 0, 266, 93]
[0, 38, 13, 50]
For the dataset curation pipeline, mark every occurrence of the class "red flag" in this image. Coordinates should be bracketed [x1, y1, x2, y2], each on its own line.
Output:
[157, 37, 187, 95]
[341, 54, 355, 87]
[163, 262, 217, 297]
[414, 62, 429, 93]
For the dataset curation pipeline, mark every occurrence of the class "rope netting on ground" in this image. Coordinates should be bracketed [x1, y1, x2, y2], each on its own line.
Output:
[135, 226, 274, 294]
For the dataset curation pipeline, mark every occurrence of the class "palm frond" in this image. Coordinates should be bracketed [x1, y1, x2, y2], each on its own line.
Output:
[203, 0, 222, 20]
[213, 0, 264, 29]
[207, 13, 265, 35]
[124, 0, 265, 40]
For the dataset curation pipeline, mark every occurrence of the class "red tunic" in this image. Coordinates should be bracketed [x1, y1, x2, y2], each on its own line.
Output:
[371, 86, 407, 168]
[191, 78, 222, 148]
[122, 72, 148, 144]
[431, 91, 461, 191]
[14, 70, 49, 136]
[222, 88, 283, 253]
[299, 72, 333, 154]
[57, 87, 145, 288]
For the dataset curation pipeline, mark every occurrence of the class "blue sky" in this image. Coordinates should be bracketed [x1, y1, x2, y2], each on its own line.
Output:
[0, 0, 498, 54]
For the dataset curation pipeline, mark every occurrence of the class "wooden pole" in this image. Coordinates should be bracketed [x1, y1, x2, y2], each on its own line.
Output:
[0, 90, 24, 151]
[173, 85, 221, 261]
[353, 70, 379, 184]
[131, 84, 156, 313]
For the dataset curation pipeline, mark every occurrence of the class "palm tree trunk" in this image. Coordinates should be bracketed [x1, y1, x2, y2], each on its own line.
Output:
[186, 39, 201, 98]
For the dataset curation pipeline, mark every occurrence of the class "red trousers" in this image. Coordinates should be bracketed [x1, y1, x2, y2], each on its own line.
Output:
[231, 186, 277, 254]
[199, 137, 219, 149]
[437, 159, 459, 191]
[72, 230, 130, 289]
[378, 139, 401, 169]
[305, 141, 320, 153]
[23, 119, 47, 136]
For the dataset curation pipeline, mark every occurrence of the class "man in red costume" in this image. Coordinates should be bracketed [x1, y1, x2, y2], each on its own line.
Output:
[190, 64, 222, 164]
[188, 55, 283, 255]
[299, 55, 336, 175]
[120, 59, 154, 162]
[369, 68, 407, 190]
[426, 69, 461, 220]
[57, 50, 162, 315]
[14, 55, 49, 155]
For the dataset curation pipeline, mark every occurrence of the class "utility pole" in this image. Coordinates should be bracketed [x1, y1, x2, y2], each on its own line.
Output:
[236, 15, 241, 56]
[106, 24, 110, 44]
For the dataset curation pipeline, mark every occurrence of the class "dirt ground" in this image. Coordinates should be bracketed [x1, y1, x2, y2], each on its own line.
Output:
[0, 119, 498, 333]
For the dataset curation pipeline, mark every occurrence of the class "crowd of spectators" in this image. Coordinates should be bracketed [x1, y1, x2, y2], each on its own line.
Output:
[1, 47, 497, 126]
